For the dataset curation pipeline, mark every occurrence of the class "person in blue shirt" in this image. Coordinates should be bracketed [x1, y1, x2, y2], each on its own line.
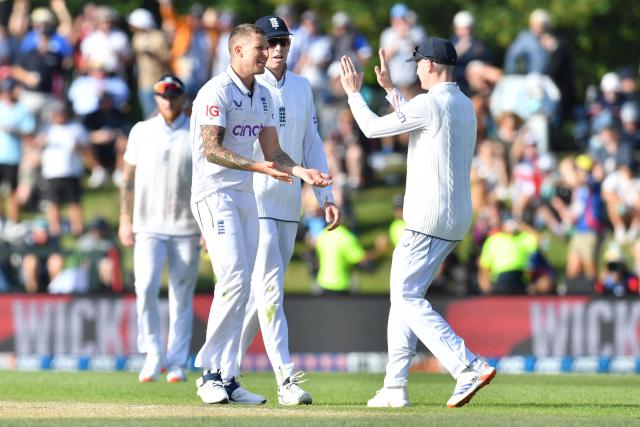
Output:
[504, 9, 551, 75]
[0, 79, 35, 227]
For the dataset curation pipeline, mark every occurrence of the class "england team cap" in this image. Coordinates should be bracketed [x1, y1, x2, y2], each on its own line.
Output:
[254, 15, 292, 39]
[406, 38, 458, 65]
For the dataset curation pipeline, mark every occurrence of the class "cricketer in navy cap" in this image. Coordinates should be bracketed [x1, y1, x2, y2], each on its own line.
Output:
[254, 15, 292, 39]
[406, 37, 458, 65]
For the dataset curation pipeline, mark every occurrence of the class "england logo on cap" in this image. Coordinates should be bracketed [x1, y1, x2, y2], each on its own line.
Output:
[270, 17, 279, 28]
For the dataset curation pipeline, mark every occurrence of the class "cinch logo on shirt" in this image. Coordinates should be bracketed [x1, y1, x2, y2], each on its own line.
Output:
[232, 124, 263, 137]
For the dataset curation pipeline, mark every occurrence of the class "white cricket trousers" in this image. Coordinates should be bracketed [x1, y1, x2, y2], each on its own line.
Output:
[238, 219, 298, 384]
[134, 233, 200, 368]
[191, 189, 259, 380]
[384, 231, 476, 387]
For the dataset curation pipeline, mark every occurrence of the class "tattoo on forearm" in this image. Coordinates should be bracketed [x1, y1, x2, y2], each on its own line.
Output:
[272, 149, 297, 169]
[120, 177, 134, 216]
[201, 124, 256, 171]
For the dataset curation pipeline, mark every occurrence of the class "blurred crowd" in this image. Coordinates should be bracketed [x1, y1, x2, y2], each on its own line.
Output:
[0, 1, 638, 297]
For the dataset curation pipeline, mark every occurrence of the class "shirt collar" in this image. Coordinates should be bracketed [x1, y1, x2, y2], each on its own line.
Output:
[226, 65, 254, 96]
[429, 82, 459, 93]
[158, 112, 187, 132]
[260, 65, 287, 89]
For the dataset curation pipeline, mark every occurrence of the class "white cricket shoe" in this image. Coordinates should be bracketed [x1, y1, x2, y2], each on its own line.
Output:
[447, 358, 496, 408]
[166, 366, 187, 383]
[278, 371, 312, 405]
[367, 386, 411, 408]
[138, 355, 162, 383]
[225, 378, 267, 405]
[196, 371, 229, 404]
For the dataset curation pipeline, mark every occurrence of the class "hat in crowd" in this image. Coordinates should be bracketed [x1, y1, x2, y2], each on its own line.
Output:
[332, 11, 351, 28]
[390, 3, 409, 18]
[153, 75, 185, 97]
[406, 38, 457, 65]
[88, 217, 109, 232]
[453, 10, 475, 28]
[621, 102, 639, 123]
[128, 8, 155, 30]
[575, 154, 593, 172]
[31, 7, 56, 25]
[255, 15, 292, 39]
[600, 72, 621, 93]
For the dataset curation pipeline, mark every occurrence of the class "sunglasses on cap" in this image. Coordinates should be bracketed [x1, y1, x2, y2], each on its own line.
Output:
[153, 80, 185, 97]
[268, 38, 290, 48]
[410, 47, 434, 62]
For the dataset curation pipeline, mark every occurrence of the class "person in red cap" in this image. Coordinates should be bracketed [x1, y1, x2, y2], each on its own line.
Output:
[119, 75, 200, 385]
[340, 39, 496, 408]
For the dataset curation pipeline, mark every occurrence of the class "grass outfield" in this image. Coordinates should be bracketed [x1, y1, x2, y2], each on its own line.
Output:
[1, 372, 639, 426]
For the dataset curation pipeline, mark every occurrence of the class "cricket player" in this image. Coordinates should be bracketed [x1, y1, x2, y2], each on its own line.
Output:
[339, 39, 496, 408]
[119, 75, 200, 384]
[190, 23, 331, 405]
[236, 15, 340, 406]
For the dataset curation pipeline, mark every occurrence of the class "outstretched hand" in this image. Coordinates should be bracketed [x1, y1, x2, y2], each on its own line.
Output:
[258, 161, 293, 184]
[374, 48, 394, 93]
[294, 167, 332, 188]
[323, 202, 341, 230]
[339, 56, 363, 94]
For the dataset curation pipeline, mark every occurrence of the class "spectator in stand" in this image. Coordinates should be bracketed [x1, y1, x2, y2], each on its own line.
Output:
[20, 217, 64, 293]
[329, 11, 372, 72]
[470, 139, 509, 211]
[602, 158, 640, 245]
[18, 7, 72, 68]
[82, 93, 132, 187]
[504, 8, 551, 75]
[11, 16, 65, 121]
[159, 1, 213, 100]
[465, 60, 502, 140]
[450, 11, 490, 96]
[79, 6, 131, 78]
[67, 58, 130, 118]
[210, 10, 234, 78]
[540, 28, 575, 125]
[596, 243, 639, 297]
[554, 155, 605, 293]
[588, 112, 632, 175]
[274, 5, 302, 70]
[325, 108, 366, 192]
[589, 72, 623, 121]
[379, 3, 426, 92]
[37, 101, 89, 237]
[293, 11, 332, 101]
[618, 66, 639, 104]
[0, 24, 16, 70]
[74, 217, 123, 293]
[510, 134, 543, 216]
[0, 78, 35, 230]
[620, 102, 640, 148]
[128, 8, 171, 119]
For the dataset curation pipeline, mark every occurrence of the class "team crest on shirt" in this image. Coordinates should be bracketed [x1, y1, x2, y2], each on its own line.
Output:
[279, 106, 286, 127]
[217, 220, 225, 235]
[260, 97, 268, 112]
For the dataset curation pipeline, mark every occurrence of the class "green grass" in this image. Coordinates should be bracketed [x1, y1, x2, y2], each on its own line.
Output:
[1, 371, 639, 426]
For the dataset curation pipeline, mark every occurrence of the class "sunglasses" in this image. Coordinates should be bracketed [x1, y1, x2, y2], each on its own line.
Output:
[153, 80, 184, 96]
[268, 38, 290, 48]
[411, 47, 433, 62]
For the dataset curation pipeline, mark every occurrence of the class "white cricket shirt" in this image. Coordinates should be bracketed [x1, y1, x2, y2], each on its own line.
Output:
[347, 82, 477, 241]
[124, 113, 199, 236]
[190, 66, 276, 204]
[253, 68, 334, 221]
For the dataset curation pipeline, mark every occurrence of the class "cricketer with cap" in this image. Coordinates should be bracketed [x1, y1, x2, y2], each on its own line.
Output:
[339, 38, 496, 408]
[119, 75, 200, 384]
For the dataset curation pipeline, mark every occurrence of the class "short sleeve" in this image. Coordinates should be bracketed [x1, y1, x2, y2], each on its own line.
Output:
[123, 123, 141, 166]
[193, 84, 227, 128]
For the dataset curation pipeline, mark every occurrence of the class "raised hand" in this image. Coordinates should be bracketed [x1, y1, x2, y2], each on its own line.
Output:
[323, 202, 341, 230]
[374, 48, 394, 93]
[339, 55, 363, 94]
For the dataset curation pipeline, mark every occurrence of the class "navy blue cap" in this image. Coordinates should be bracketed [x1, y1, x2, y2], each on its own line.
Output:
[406, 38, 457, 65]
[254, 15, 292, 39]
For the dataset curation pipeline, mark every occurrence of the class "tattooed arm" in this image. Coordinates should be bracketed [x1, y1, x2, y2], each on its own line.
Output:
[258, 126, 333, 188]
[118, 162, 136, 247]
[201, 124, 292, 182]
